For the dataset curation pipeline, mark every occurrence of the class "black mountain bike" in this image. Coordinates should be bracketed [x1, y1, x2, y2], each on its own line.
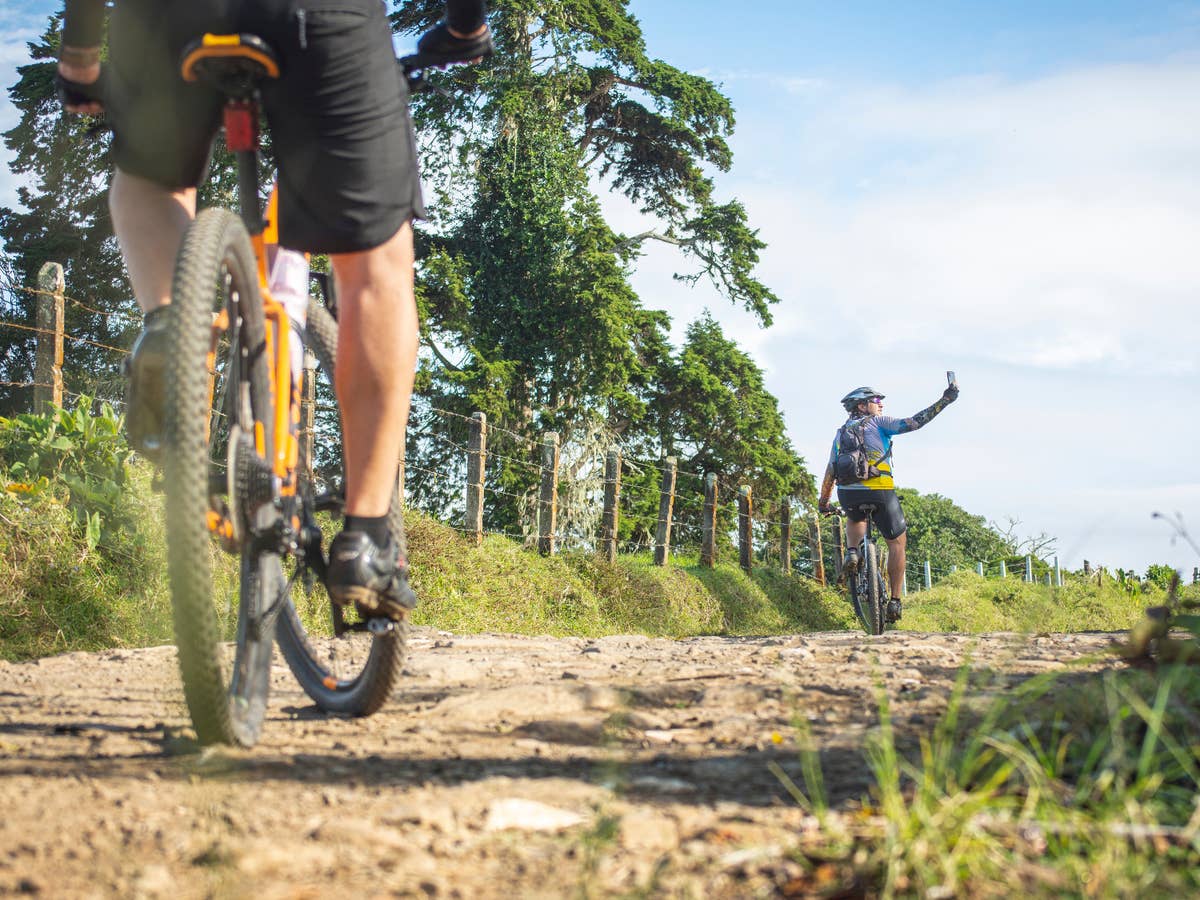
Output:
[829, 505, 890, 636]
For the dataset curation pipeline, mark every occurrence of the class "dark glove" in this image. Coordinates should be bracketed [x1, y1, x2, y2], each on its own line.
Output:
[818, 500, 832, 515]
[942, 384, 960, 402]
[56, 68, 107, 113]
[415, 21, 494, 66]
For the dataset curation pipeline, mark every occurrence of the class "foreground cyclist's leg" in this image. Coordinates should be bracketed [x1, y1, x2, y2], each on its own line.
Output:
[109, 170, 195, 314]
[325, 222, 419, 618]
[109, 171, 197, 454]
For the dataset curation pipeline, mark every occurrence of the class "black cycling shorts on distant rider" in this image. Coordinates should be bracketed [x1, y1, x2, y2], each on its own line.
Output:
[106, 0, 425, 254]
[837, 489, 908, 541]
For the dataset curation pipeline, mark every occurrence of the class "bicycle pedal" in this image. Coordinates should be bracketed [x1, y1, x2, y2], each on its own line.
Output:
[312, 490, 344, 514]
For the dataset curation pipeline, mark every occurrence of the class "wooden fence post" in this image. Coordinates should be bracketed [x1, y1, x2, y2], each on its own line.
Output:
[807, 516, 825, 586]
[700, 473, 718, 568]
[538, 431, 559, 556]
[34, 262, 64, 413]
[779, 498, 792, 575]
[601, 448, 621, 563]
[299, 348, 317, 485]
[738, 485, 753, 574]
[832, 516, 845, 571]
[654, 456, 677, 566]
[464, 412, 487, 546]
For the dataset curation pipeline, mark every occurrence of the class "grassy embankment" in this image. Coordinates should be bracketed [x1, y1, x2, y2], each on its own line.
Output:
[0, 454, 1179, 660]
[2, 457, 1172, 660]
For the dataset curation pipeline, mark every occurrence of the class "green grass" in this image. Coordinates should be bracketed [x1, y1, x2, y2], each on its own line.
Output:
[403, 515, 851, 638]
[898, 569, 1153, 634]
[0, 463, 175, 660]
[775, 660, 1200, 897]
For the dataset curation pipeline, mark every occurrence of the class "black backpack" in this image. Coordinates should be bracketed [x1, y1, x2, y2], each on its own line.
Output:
[833, 417, 891, 486]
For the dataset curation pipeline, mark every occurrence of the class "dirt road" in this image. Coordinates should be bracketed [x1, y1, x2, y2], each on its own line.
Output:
[0, 628, 1119, 898]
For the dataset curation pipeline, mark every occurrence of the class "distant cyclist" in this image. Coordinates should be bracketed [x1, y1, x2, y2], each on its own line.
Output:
[817, 382, 959, 623]
[56, 0, 492, 619]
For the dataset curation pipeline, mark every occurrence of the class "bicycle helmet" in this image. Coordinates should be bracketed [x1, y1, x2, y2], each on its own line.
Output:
[841, 386, 884, 412]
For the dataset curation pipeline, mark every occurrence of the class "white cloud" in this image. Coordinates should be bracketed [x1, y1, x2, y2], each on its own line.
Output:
[713, 60, 1200, 377]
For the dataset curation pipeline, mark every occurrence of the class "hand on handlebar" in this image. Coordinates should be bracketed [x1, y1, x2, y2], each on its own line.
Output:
[819, 501, 841, 516]
[415, 21, 494, 67]
[57, 64, 107, 116]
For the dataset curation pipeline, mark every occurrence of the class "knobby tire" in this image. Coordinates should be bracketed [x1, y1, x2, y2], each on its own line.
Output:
[863, 542, 885, 635]
[163, 208, 279, 747]
[850, 540, 885, 636]
[274, 297, 407, 716]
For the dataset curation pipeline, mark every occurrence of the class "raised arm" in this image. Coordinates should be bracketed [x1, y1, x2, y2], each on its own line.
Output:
[892, 384, 959, 434]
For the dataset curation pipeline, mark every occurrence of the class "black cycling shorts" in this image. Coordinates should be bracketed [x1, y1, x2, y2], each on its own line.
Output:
[837, 489, 907, 541]
[106, 0, 424, 254]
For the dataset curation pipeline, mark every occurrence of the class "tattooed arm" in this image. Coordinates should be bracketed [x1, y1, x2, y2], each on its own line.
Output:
[817, 463, 837, 512]
[817, 438, 839, 512]
[894, 385, 959, 434]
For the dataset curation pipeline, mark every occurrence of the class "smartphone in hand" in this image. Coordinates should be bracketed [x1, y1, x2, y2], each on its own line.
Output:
[947, 370, 957, 388]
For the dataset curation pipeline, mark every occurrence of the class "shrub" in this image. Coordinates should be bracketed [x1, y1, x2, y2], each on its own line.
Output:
[0, 397, 133, 550]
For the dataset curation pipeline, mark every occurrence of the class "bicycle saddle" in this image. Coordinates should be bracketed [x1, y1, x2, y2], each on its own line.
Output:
[180, 34, 280, 98]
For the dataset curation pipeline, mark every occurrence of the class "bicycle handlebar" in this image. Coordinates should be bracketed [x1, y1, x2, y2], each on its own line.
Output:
[399, 52, 467, 94]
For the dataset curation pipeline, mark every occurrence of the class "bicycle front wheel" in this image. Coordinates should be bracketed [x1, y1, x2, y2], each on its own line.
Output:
[163, 208, 281, 747]
[274, 296, 407, 716]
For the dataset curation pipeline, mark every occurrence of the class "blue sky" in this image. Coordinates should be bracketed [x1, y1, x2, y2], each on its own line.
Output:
[3, 1, 1199, 575]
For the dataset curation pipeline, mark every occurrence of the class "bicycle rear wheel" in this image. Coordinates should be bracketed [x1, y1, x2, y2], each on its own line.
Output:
[163, 208, 281, 746]
[274, 296, 407, 716]
[849, 541, 884, 636]
[862, 542, 885, 635]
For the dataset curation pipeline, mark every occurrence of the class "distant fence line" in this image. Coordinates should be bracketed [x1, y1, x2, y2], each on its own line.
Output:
[5, 263, 1191, 590]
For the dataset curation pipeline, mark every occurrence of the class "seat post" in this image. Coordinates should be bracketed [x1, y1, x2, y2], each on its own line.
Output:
[236, 149, 262, 234]
[223, 101, 264, 234]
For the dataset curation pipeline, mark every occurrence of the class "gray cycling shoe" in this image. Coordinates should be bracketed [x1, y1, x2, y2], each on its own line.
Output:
[840, 548, 860, 583]
[886, 598, 903, 623]
[123, 310, 171, 460]
[325, 530, 417, 620]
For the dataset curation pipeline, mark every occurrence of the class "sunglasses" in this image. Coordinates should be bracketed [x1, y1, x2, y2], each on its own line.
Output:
[869, 396, 884, 404]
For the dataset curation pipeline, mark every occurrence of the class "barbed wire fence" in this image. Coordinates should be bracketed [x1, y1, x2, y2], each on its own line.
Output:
[4, 262, 1175, 589]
